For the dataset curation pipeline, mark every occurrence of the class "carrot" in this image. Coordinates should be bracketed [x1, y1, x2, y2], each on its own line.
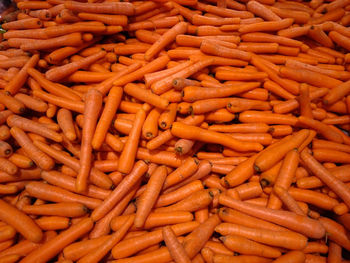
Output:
[91, 160, 147, 221]
[76, 89, 102, 193]
[25, 181, 101, 209]
[41, 170, 110, 200]
[124, 83, 169, 110]
[23, 202, 87, 217]
[77, 215, 133, 263]
[220, 234, 281, 258]
[112, 221, 199, 259]
[267, 149, 299, 209]
[247, 1, 281, 21]
[218, 207, 288, 232]
[7, 114, 62, 142]
[215, 223, 307, 250]
[155, 189, 213, 213]
[33, 140, 113, 190]
[45, 50, 106, 81]
[118, 108, 146, 174]
[254, 129, 308, 172]
[135, 165, 167, 228]
[0, 158, 17, 175]
[111, 212, 193, 231]
[212, 254, 272, 263]
[273, 186, 305, 216]
[300, 150, 350, 209]
[57, 109, 76, 141]
[0, 199, 42, 243]
[313, 148, 350, 164]
[279, 66, 343, 90]
[10, 127, 55, 171]
[171, 122, 263, 152]
[219, 193, 325, 238]
[271, 251, 306, 263]
[142, 108, 162, 140]
[319, 217, 350, 251]
[92, 86, 123, 150]
[151, 58, 214, 95]
[162, 225, 191, 263]
[21, 217, 93, 263]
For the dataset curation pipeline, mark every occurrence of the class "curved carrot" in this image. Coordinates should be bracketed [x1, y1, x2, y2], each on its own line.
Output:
[171, 122, 263, 152]
[135, 165, 167, 228]
[76, 89, 102, 193]
[163, 226, 191, 263]
[10, 127, 55, 171]
[0, 199, 42, 243]
[218, 193, 325, 238]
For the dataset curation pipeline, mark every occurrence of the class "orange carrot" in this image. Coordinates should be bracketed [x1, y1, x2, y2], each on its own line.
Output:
[219, 193, 325, 238]
[135, 165, 167, 228]
[76, 89, 102, 193]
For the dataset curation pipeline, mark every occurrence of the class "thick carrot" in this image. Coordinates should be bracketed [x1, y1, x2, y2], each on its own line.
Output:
[215, 223, 307, 250]
[162, 225, 191, 263]
[219, 193, 325, 238]
[220, 234, 281, 258]
[10, 127, 54, 171]
[319, 217, 350, 251]
[0, 199, 42, 243]
[254, 129, 308, 172]
[171, 122, 263, 152]
[271, 251, 306, 263]
[135, 165, 167, 228]
[7, 114, 62, 142]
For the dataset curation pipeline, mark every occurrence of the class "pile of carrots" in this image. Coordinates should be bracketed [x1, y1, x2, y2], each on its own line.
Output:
[0, 0, 350, 262]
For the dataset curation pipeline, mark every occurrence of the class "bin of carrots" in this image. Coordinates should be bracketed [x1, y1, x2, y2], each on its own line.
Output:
[0, 0, 350, 262]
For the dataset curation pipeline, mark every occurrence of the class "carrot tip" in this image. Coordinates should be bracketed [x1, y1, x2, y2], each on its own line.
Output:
[260, 178, 270, 188]
[253, 164, 260, 173]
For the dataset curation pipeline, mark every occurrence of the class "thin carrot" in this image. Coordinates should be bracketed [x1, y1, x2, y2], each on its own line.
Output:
[92, 86, 123, 150]
[300, 150, 350, 208]
[22, 202, 87, 217]
[76, 88, 102, 193]
[20, 217, 93, 263]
